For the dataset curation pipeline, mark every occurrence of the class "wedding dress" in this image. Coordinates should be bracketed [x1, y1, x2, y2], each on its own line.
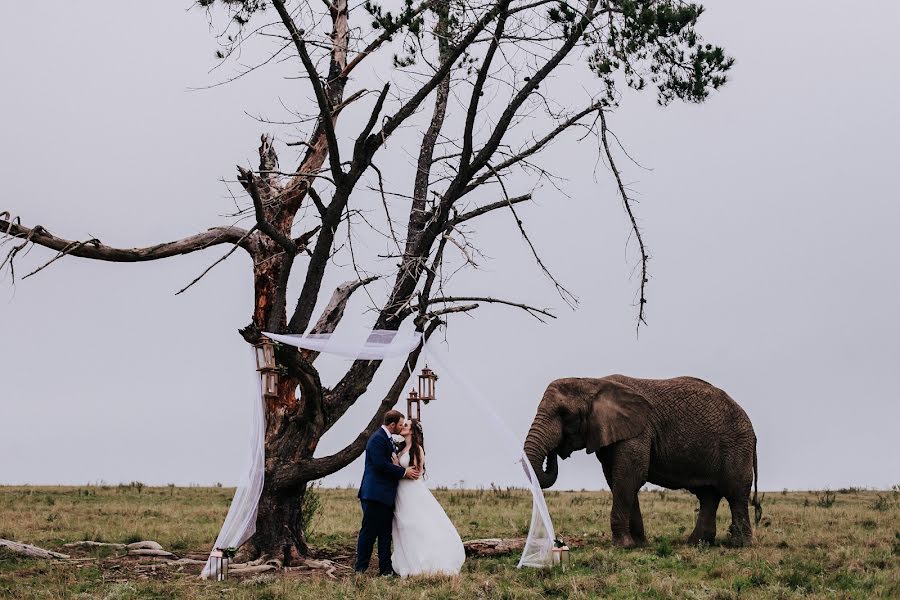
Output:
[391, 452, 466, 577]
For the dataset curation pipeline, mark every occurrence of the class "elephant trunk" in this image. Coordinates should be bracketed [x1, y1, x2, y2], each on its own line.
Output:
[524, 412, 561, 489]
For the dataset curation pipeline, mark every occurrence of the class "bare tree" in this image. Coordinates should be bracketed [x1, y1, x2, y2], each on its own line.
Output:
[1, 0, 731, 562]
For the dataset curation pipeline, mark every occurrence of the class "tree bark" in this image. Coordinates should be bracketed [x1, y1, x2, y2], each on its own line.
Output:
[250, 479, 308, 563]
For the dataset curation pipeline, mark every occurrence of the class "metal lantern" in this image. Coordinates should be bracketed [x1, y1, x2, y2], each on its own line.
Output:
[407, 388, 421, 421]
[209, 548, 229, 581]
[417, 365, 438, 403]
[254, 339, 279, 399]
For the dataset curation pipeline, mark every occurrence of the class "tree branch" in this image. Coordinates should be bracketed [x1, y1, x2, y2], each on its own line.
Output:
[237, 165, 296, 254]
[174, 225, 258, 295]
[272, 0, 344, 184]
[462, 101, 604, 196]
[460, 2, 510, 176]
[599, 110, 650, 332]
[411, 295, 554, 322]
[450, 194, 532, 226]
[341, 0, 436, 78]
[1, 215, 252, 282]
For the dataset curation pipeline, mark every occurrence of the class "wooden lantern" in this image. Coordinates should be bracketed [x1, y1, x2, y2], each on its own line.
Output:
[418, 365, 438, 404]
[254, 339, 279, 399]
[254, 339, 276, 371]
[552, 542, 570, 571]
[209, 547, 230, 580]
[407, 388, 421, 421]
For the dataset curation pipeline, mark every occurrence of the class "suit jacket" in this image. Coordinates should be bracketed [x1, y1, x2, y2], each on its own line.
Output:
[358, 428, 407, 506]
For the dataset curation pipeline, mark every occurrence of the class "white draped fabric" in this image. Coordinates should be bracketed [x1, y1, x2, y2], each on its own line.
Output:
[426, 348, 557, 568]
[200, 349, 266, 579]
[202, 329, 557, 576]
[264, 330, 423, 359]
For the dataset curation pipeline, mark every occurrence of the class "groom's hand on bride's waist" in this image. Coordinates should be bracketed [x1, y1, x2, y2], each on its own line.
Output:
[403, 467, 421, 480]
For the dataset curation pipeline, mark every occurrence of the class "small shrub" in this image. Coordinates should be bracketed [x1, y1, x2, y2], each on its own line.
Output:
[859, 519, 877, 530]
[655, 537, 674, 557]
[872, 494, 892, 512]
[489, 484, 513, 499]
[779, 559, 823, 592]
[300, 480, 322, 540]
[815, 490, 836, 508]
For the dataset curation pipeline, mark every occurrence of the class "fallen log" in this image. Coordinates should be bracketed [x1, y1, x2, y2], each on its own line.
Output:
[63, 541, 126, 550]
[126, 541, 164, 551]
[127, 548, 175, 558]
[229, 564, 278, 576]
[463, 538, 526, 557]
[0, 539, 69, 560]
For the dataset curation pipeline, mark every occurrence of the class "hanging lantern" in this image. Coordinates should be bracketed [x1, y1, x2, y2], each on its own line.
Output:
[407, 388, 421, 421]
[417, 365, 438, 404]
[254, 339, 276, 371]
[209, 547, 229, 581]
[254, 338, 279, 399]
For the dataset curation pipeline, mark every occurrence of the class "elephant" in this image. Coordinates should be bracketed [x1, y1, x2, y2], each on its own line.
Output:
[524, 375, 760, 548]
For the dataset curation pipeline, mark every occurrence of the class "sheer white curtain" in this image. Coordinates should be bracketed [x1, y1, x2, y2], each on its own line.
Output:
[201, 329, 557, 576]
[426, 346, 557, 568]
[200, 349, 266, 579]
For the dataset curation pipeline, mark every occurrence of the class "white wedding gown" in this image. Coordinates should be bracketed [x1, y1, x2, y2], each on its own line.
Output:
[391, 452, 466, 577]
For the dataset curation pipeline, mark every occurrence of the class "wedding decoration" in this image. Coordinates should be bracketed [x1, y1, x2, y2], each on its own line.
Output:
[208, 547, 230, 581]
[200, 350, 266, 580]
[407, 387, 421, 421]
[552, 539, 570, 571]
[253, 339, 279, 399]
[201, 328, 559, 578]
[417, 366, 438, 403]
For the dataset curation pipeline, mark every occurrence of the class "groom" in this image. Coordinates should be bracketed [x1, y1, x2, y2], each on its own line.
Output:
[355, 410, 420, 575]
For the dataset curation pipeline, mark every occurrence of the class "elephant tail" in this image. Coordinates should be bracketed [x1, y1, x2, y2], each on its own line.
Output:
[752, 442, 762, 526]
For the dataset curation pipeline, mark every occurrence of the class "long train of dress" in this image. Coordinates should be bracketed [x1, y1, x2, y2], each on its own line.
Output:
[391, 452, 465, 577]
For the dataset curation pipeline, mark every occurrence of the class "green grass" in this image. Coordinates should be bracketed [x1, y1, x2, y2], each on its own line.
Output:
[0, 485, 897, 598]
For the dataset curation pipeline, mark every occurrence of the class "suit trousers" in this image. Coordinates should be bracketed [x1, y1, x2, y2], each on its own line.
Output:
[355, 499, 394, 574]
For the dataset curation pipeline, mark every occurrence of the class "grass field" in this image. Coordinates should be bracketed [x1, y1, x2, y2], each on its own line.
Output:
[0, 484, 897, 599]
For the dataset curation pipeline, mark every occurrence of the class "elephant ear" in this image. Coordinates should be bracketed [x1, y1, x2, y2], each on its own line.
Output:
[585, 381, 651, 453]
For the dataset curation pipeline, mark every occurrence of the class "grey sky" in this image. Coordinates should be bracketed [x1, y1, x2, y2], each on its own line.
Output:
[1, 1, 898, 492]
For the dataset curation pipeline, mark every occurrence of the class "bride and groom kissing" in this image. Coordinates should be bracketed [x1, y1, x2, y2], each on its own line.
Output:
[354, 410, 465, 577]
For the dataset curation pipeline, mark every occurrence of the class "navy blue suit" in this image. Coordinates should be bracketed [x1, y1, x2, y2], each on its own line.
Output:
[355, 427, 406, 574]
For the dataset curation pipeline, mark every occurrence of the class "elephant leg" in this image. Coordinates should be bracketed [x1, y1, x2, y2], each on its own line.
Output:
[629, 492, 647, 546]
[601, 442, 648, 549]
[687, 487, 721, 545]
[725, 494, 753, 547]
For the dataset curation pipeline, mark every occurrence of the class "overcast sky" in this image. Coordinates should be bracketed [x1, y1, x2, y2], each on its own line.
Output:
[1, 1, 898, 492]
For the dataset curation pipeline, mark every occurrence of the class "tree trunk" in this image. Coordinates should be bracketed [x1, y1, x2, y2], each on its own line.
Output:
[250, 479, 308, 564]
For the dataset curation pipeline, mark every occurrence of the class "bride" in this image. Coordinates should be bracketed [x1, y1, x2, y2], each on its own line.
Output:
[390, 419, 465, 577]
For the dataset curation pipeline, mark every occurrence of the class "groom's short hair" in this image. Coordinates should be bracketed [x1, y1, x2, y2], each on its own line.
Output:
[383, 410, 404, 427]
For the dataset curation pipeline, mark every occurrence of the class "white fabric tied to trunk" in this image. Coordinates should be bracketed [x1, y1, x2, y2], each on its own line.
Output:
[200, 349, 266, 579]
[202, 328, 558, 577]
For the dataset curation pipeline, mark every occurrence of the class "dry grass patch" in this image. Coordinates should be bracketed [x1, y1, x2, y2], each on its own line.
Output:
[0, 485, 897, 599]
